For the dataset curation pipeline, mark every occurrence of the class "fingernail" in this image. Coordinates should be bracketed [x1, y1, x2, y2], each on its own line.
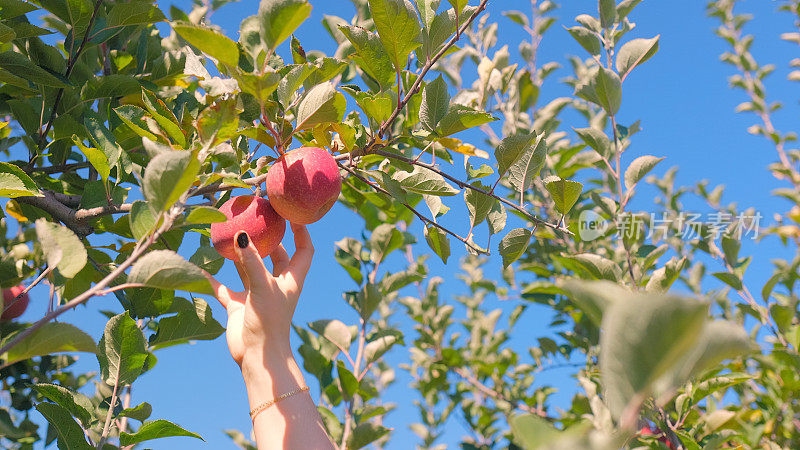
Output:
[237, 232, 249, 249]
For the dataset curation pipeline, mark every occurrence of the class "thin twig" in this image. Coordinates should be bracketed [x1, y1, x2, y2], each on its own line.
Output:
[32, 0, 105, 166]
[371, 149, 570, 235]
[452, 366, 546, 417]
[29, 162, 91, 174]
[2, 266, 56, 315]
[359, 0, 491, 154]
[337, 161, 489, 254]
[97, 381, 120, 448]
[0, 212, 175, 358]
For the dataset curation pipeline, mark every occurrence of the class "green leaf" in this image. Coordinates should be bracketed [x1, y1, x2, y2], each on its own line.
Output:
[119, 419, 203, 446]
[556, 253, 621, 281]
[574, 127, 611, 159]
[0, 161, 41, 198]
[118, 402, 153, 422]
[543, 176, 582, 214]
[96, 312, 150, 386]
[495, 132, 538, 177]
[0, 323, 96, 367]
[415, 0, 438, 27]
[394, 166, 459, 196]
[72, 136, 111, 181]
[487, 202, 506, 235]
[503, 10, 528, 26]
[369, 223, 405, 263]
[600, 293, 708, 419]
[712, 272, 743, 291]
[436, 104, 496, 136]
[368, 0, 422, 72]
[32, 384, 94, 427]
[316, 407, 342, 443]
[464, 182, 495, 227]
[196, 97, 241, 145]
[347, 422, 391, 450]
[599, 0, 616, 28]
[143, 150, 200, 212]
[84, 112, 122, 169]
[499, 228, 533, 267]
[0, 0, 37, 19]
[624, 155, 664, 190]
[720, 233, 740, 266]
[0, 51, 66, 87]
[114, 105, 160, 142]
[445, 0, 467, 15]
[617, 0, 643, 20]
[424, 226, 450, 263]
[258, 0, 312, 53]
[339, 25, 396, 89]
[128, 250, 214, 295]
[342, 87, 395, 124]
[276, 64, 315, 107]
[557, 279, 628, 326]
[105, 0, 166, 28]
[510, 414, 560, 450]
[130, 201, 157, 241]
[296, 82, 346, 130]
[353, 283, 381, 321]
[35, 403, 92, 450]
[173, 23, 239, 68]
[186, 206, 227, 224]
[35, 219, 87, 278]
[335, 238, 364, 284]
[81, 74, 141, 100]
[142, 89, 186, 147]
[507, 133, 547, 196]
[420, 76, 449, 132]
[616, 36, 659, 80]
[655, 320, 752, 398]
[309, 319, 353, 351]
[646, 256, 688, 293]
[596, 66, 622, 115]
[364, 334, 398, 363]
[337, 360, 359, 399]
[566, 26, 601, 56]
[420, 6, 472, 60]
[189, 245, 225, 275]
[149, 298, 225, 349]
[575, 67, 621, 115]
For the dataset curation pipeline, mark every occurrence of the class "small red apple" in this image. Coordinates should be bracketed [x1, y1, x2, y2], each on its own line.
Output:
[265, 147, 341, 224]
[639, 425, 676, 450]
[210, 195, 286, 260]
[2, 285, 29, 321]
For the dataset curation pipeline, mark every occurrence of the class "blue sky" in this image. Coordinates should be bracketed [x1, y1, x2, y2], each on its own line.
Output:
[9, 0, 800, 448]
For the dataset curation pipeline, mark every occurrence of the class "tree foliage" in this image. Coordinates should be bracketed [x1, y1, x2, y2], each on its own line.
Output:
[1, 0, 799, 448]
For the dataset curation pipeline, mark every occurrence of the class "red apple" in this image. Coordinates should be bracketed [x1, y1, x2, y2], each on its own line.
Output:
[2, 285, 29, 321]
[265, 147, 341, 224]
[210, 195, 286, 260]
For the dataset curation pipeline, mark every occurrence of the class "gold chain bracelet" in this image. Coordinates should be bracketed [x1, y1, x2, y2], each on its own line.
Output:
[249, 386, 310, 420]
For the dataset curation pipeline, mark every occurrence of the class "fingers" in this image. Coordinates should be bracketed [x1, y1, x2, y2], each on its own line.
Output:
[233, 260, 249, 289]
[270, 244, 290, 276]
[203, 271, 239, 309]
[234, 231, 271, 292]
[282, 224, 314, 295]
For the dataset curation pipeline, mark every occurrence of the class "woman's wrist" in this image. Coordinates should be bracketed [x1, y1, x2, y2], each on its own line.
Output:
[240, 341, 306, 409]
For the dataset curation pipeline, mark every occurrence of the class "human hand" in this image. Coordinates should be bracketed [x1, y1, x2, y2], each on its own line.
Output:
[204, 223, 314, 366]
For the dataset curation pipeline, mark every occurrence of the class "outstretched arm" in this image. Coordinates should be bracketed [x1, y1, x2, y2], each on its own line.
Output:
[205, 223, 334, 449]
